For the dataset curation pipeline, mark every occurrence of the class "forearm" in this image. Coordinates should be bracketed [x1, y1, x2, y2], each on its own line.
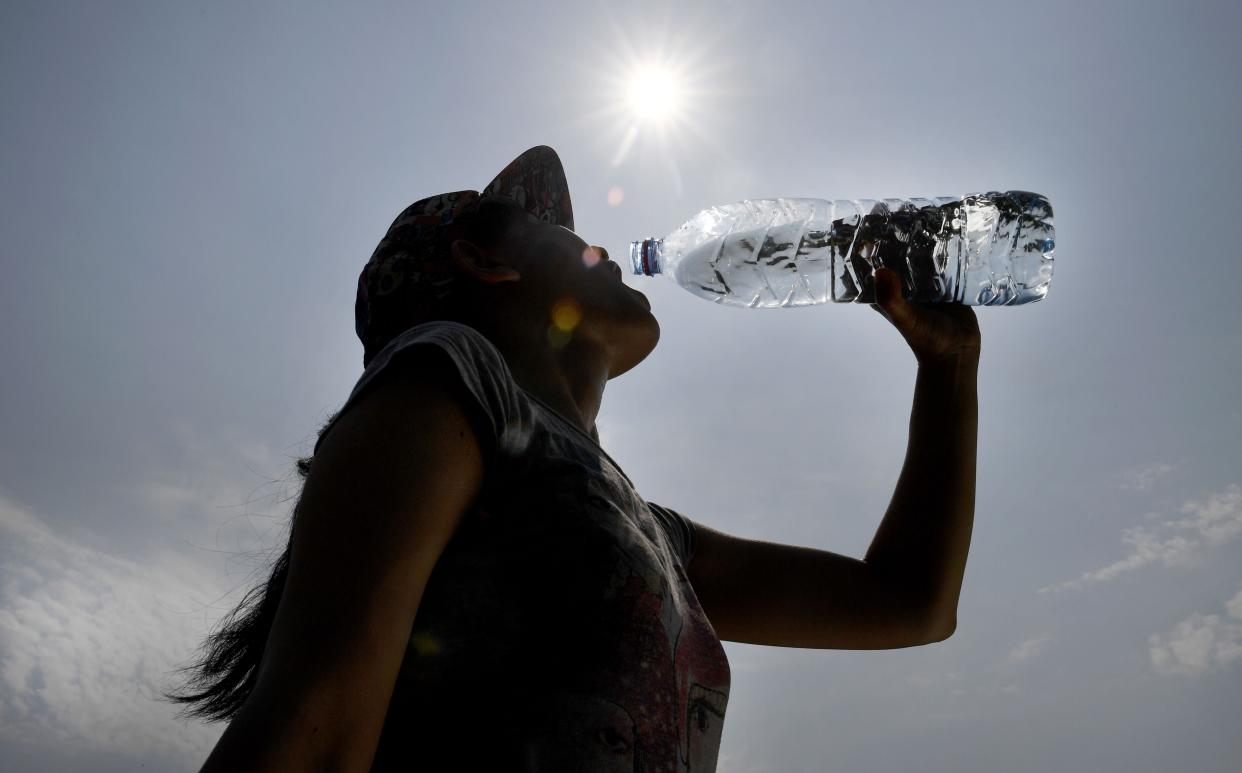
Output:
[864, 355, 979, 637]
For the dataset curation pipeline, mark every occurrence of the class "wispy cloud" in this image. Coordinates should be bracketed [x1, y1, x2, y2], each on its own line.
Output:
[129, 419, 295, 533]
[1119, 461, 1178, 493]
[1039, 483, 1242, 593]
[0, 492, 224, 768]
[904, 632, 1053, 699]
[1168, 484, 1242, 544]
[1005, 635, 1052, 665]
[1148, 584, 1242, 676]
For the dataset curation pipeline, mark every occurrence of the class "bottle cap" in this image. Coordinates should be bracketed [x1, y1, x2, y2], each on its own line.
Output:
[629, 238, 664, 275]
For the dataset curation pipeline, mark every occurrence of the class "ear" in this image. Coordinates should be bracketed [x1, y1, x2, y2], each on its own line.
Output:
[450, 238, 522, 285]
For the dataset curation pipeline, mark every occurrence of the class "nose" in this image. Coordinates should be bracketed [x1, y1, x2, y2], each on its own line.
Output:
[592, 245, 622, 279]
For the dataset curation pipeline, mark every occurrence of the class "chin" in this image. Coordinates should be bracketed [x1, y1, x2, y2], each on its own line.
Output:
[609, 313, 659, 379]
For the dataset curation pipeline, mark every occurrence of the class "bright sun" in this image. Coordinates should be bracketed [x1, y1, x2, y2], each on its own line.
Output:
[565, 22, 746, 182]
[625, 64, 684, 127]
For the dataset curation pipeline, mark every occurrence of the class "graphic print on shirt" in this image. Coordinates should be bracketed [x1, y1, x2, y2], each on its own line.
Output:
[497, 441, 730, 772]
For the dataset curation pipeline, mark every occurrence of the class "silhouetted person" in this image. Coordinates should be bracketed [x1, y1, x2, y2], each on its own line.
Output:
[168, 145, 981, 772]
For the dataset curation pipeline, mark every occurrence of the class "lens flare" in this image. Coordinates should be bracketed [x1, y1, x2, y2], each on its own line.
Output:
[552, 298, 582, 332]
[410, 633, 441, 656]
[548, 298, 582, 350]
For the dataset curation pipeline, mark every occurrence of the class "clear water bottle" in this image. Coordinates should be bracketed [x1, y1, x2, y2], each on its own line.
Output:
[629, 192, 1055, 307]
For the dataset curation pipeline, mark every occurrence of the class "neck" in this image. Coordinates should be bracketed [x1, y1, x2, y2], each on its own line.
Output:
[469, 313, 610, 442]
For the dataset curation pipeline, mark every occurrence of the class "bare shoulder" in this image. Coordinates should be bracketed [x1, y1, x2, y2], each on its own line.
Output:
[207, 345, 491, 772]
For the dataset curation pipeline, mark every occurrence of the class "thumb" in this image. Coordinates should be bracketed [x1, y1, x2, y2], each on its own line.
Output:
[875, 268, 912, 328]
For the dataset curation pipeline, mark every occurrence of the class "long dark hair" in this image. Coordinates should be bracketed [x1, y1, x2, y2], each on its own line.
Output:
[163, 197, 522, 723]
[161, 427, 332, 723]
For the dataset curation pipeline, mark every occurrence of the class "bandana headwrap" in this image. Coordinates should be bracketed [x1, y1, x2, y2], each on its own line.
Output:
[355, 145, 575, 366]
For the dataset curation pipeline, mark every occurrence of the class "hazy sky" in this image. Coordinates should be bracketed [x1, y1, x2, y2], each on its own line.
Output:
[2, 1, 1240, 770]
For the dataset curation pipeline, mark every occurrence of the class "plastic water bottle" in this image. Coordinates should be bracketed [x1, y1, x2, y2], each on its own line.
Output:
[629, 192, 1055, 307]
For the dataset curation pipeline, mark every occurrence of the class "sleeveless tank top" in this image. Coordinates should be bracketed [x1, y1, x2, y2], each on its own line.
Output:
[312, 321, 731, 772]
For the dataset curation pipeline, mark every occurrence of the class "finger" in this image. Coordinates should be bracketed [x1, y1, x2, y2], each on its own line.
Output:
[876, 269, 913, 329]
[870, 270, 892, 318]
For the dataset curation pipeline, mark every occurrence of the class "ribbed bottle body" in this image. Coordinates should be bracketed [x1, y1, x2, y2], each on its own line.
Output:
[630, 192, 1054, 307]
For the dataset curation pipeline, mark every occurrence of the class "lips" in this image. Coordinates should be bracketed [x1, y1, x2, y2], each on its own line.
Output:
[592, 256, 622, 281]
[592, 251, 647, 307]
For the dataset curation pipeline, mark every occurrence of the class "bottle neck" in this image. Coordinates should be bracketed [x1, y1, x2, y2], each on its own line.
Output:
[629, 238, 664, 276]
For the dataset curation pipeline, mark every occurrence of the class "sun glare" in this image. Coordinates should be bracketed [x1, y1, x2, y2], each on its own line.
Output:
[560, 10, 749, 189]
[626, 64, 684, 124]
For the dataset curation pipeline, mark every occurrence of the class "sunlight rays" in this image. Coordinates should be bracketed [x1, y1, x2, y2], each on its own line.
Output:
[559, 5, 753, 194]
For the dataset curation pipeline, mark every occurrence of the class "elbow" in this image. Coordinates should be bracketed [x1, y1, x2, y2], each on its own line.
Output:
[896, 589, 957, 645]
[926, 616, 956, 643]
[910, 603, 956, 644]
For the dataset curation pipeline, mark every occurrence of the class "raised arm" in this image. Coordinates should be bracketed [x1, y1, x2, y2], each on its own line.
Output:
[685, 267, 979, 650]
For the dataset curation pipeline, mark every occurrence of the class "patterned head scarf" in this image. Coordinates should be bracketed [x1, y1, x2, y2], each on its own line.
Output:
[355, 145, 575, 366]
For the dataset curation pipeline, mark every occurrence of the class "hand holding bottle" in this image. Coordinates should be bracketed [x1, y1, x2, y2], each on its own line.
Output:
[870, 267, 981, 366]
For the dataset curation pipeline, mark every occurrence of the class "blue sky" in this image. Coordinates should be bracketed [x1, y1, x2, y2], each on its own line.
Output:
[2, 1, 1240, 770]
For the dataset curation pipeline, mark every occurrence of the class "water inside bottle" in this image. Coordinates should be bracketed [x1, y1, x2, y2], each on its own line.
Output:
[671, 193, 1054, 307]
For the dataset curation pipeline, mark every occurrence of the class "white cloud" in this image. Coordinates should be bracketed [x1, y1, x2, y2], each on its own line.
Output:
[1226, 587, 1242, 620]
[1167, 485, 1242, 545]
[1149, 584, 1242, 676]
[1005, 635, 1052, 664]
[0, 491, 227, 768]
[1039, 483, 1242, 593]
[1119, 461, 1177, 492]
